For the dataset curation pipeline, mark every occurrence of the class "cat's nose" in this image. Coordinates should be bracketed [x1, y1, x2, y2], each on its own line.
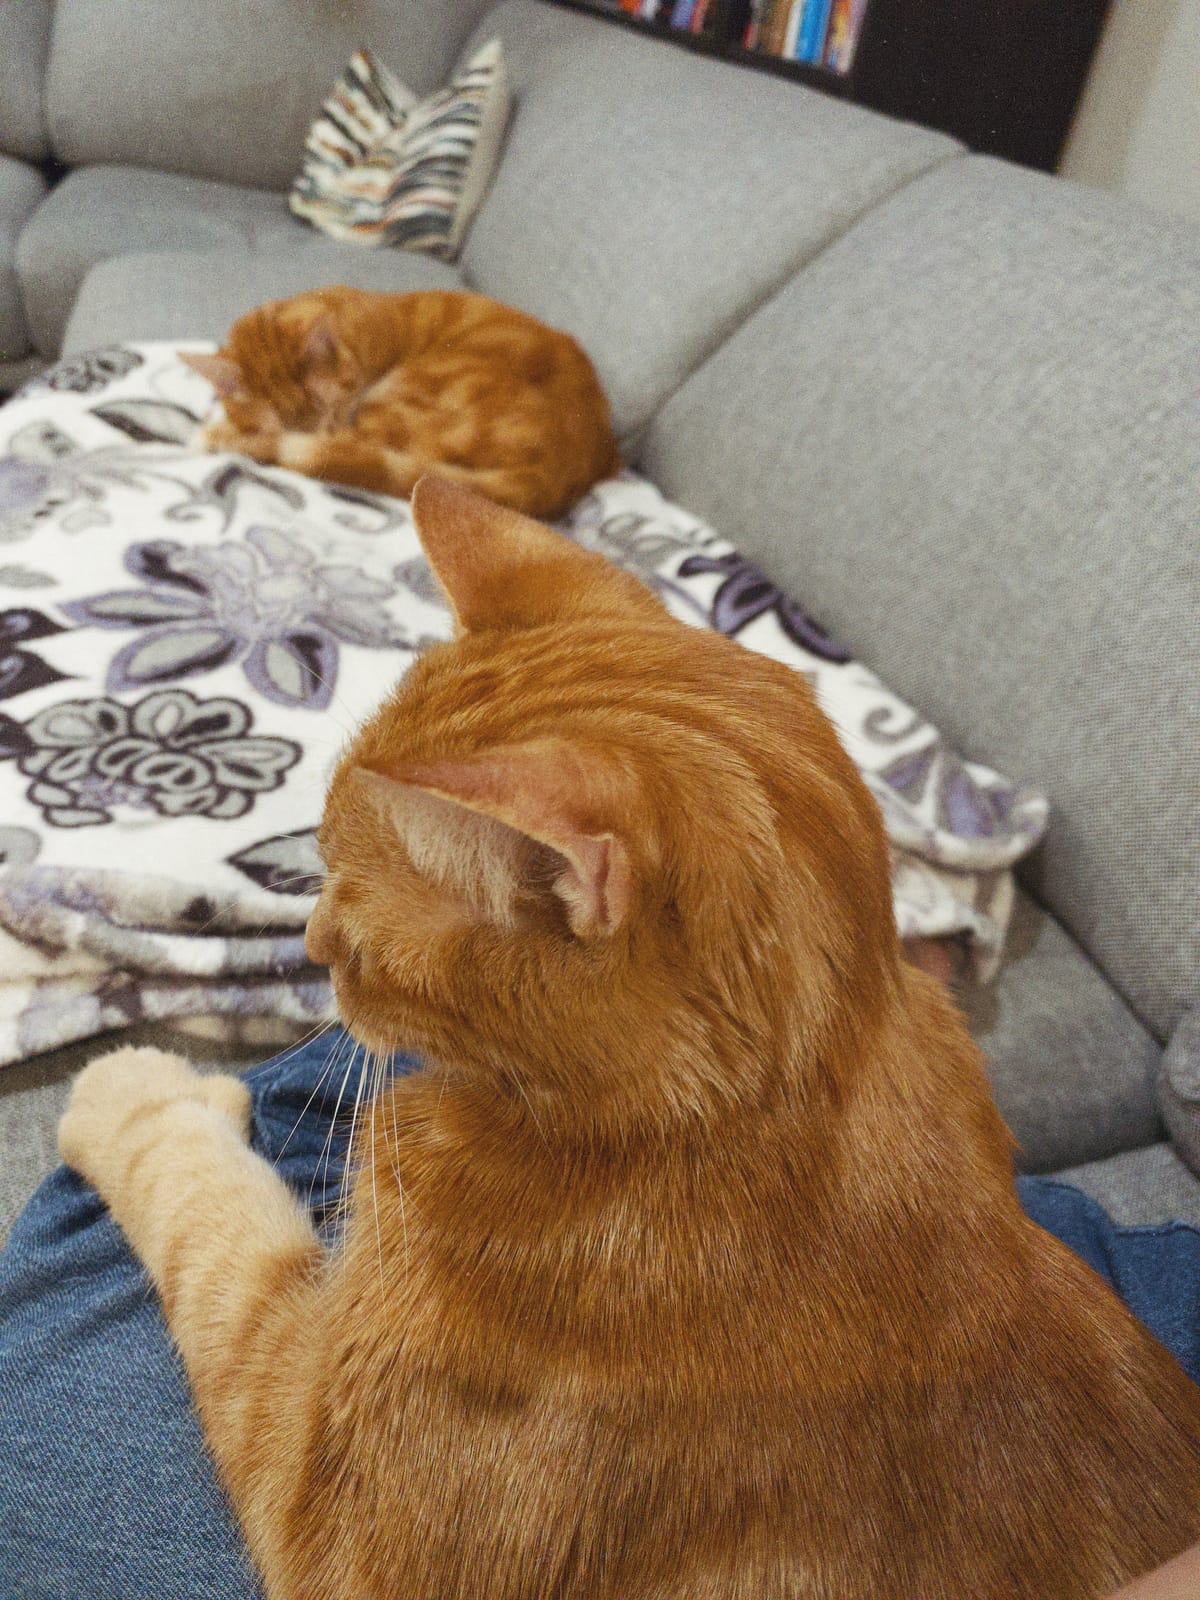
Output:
[305, 895, 335, 966]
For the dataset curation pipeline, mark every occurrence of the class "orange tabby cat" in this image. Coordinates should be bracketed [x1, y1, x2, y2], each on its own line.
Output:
[59, 476, 1200, 1600]
[181, 288, 619, 519]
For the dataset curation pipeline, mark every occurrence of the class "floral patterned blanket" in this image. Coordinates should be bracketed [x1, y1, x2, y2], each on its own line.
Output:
[0, 344, 1048, 1068]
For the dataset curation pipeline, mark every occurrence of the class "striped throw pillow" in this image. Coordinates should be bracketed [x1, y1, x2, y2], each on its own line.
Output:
[290, 40, 510, 261]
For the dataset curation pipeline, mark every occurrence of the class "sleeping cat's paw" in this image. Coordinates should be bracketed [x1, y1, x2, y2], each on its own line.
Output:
[58, 1047, 252, 1187]
[193, 416, 281, 464]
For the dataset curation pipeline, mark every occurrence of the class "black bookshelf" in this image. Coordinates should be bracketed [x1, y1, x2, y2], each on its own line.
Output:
[547, 0, 851, 98]
[547, 0, 1112, 173]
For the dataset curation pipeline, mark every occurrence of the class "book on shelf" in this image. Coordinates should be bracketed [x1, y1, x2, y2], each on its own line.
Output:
[798, 0, 834, 63]
[781, 0, 802, 59]
[824, 0, 867, 69]
[594, 0, 870, 73]
[760, 0, 792, 56]
[726, 0, 753, 43]
[744, 0, 769, 49]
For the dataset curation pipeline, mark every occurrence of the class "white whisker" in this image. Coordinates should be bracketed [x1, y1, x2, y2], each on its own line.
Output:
[309, 1035, 361, 1221]
[270, 1026, 344, 1167]
[245, 1017, 335, 1081]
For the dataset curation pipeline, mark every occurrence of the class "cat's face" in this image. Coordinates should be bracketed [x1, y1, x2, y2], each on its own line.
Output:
[308, 477, 898, 1127]
[181, 298, 358, 434]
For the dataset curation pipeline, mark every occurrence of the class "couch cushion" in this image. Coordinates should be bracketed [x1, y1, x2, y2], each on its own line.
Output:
[64, 250, 463, 355]
[640, 156, 1200, 1044]
[18, 167, 301, 355]
[0, 0, 53, 163]
[1158, 1007, 1200, 1181]
[44, 0, 499, 191]
[1052, 1144, 1200, 1229]
[18, 168, 461, 356]
[960, 891, 1161, 1174]
[0, 156, 46, 362]
[457, 0, 960, 438]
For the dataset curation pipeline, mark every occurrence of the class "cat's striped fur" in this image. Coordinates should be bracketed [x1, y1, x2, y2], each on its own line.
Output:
[183, 288, 619, 519]
[60, 478, 1200, 1599]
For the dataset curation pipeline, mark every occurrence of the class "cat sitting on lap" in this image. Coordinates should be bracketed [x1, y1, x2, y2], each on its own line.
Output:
[59, 477, 1200, 1600]
[182, 288, 619, 520]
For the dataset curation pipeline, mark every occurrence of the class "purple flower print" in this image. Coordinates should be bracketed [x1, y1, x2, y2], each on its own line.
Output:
[64, 525, 401, 710]
[0, 608, 70, 702]
[0, 688, 301, 828]
[677, 552, 851, 663]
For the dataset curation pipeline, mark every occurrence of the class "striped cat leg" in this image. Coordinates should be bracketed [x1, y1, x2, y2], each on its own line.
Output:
[276, 432, 545, 513]
[57, 1047, 322, 1589]
[277, 430, 424, 496]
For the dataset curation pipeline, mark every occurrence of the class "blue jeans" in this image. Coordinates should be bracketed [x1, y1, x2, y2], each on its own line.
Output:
[2, 1030, 1198, 1600]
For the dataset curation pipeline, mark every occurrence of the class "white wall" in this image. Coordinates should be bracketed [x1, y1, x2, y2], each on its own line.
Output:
[1060, 0, 1200, 229]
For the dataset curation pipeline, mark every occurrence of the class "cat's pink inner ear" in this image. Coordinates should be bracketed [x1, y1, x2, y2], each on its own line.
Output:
[379, 748, 632, 939]
[551, 831, 631, 940]
[303, 317, 339, 368]
[179, 351, 245, 398]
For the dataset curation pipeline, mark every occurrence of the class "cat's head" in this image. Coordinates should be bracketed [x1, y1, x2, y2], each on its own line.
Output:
[308, 477, 899, 1132]
[181, 295, 357, 434]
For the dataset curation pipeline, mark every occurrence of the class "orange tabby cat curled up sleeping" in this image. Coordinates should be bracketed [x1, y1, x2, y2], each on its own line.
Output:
[59, 477, 1200, 1600]
[181, 288, 619, 518]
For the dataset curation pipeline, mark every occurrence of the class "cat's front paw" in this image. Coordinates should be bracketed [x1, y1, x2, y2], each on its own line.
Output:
[193, 416, 281, 464]
[58, 1047, 252, 1189]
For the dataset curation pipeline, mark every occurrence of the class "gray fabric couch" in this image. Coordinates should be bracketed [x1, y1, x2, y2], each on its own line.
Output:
[1, 0, 1198, 1240]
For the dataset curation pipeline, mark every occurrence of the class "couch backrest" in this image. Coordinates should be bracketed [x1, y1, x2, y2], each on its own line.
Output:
[460, 0, 959, 438]
[43, 0, 496, 191]
[0, 0, 54, 162]
[641, 156, 1200, 1044]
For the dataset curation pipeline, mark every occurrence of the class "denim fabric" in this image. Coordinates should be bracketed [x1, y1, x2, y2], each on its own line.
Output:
[0, 1029, 393, 1600]
[2, 1030, 1198, 1598]
[1016, 1175, 1200, 1386]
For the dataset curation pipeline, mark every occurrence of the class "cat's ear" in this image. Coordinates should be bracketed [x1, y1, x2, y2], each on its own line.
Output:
[178, 351, 246, 398]
[358, 742, 632, 939]
[410, 473, 663, 632]
[301, 317, 350, 413]
[303, 317, 339, 368]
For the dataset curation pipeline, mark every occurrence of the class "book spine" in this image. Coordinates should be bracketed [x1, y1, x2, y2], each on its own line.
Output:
[799, 0, 833, 60]
[842, 0, 869, 67]
[824, 0, 848, 65]
[782, 0, 805, 58]
[725, 0, 752, 43]
[704, 0, 728, 35]
[761, 0, 791, 54]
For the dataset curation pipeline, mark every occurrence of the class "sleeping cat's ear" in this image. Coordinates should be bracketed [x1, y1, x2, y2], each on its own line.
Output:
[410, 474, 664, 633]
[302, 317, 339, 369]
[178, 351, 246, 398]
[358, 741, 633, 939]
[300, 316, 351, 414]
